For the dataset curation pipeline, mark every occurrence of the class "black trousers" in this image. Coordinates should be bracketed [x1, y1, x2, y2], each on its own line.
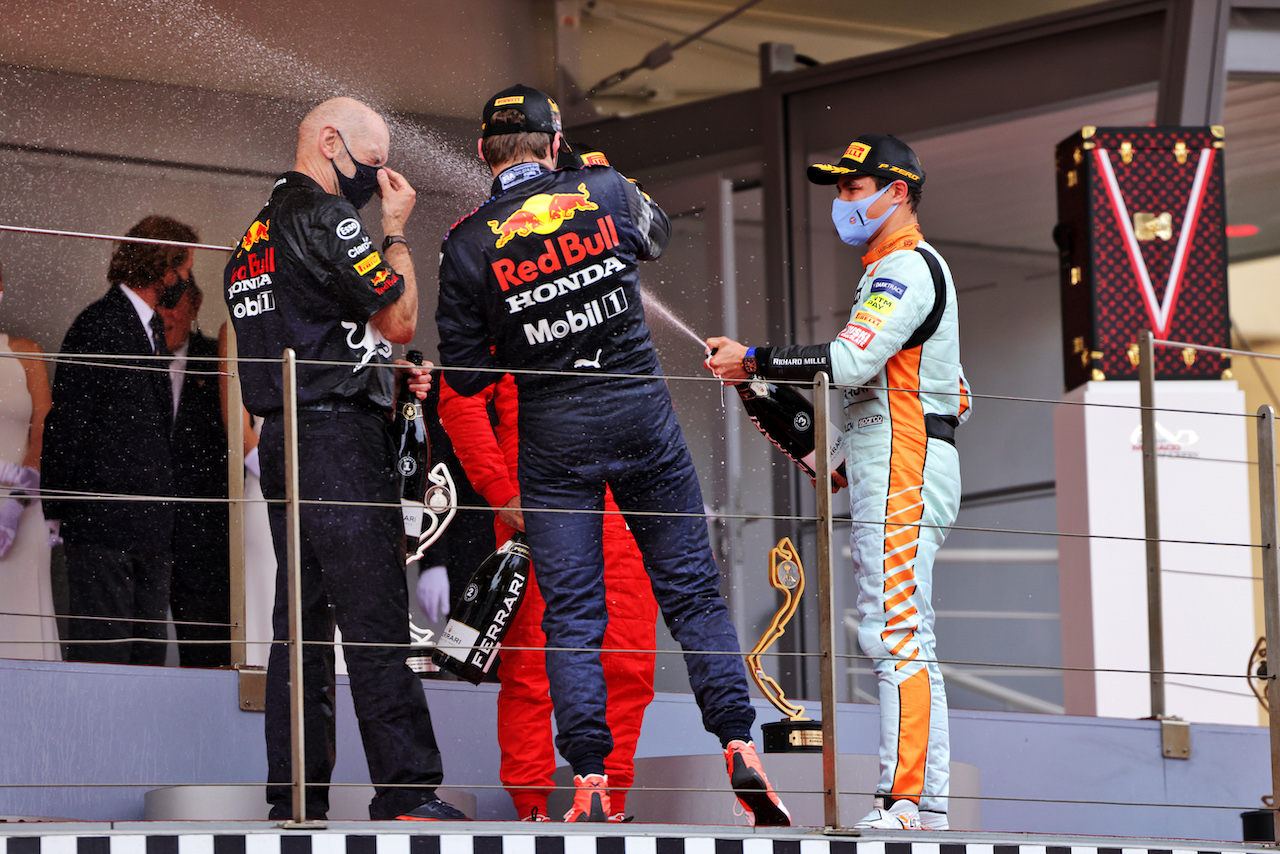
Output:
[170, 504, 232, 667]
[259, 411, 444, 820]
[64, 541, 171, 665]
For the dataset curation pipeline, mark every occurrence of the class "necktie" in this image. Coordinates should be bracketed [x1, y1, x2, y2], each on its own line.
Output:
[149, 313, 169, 357]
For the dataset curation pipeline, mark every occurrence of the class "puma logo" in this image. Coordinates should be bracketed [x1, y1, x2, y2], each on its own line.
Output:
[341, 320, 392, 372]
[573, 349, 603, 369]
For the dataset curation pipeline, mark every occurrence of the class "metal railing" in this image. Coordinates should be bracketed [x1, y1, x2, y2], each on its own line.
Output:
[0, 340, 1272, 832]
[0, 223, 1273, 831]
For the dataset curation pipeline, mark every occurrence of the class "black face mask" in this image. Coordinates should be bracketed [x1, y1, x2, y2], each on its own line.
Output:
[158, 273, 194, 309]
[332, 131, 382, 209]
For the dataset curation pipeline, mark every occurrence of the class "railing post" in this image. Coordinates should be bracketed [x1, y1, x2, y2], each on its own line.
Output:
[1138, 329, 1166, 717]
[226, 327, 247, 666]
[1255, 405, 1280, 835]
[282, 348, 307, 825]
[813, 372, 841, 828]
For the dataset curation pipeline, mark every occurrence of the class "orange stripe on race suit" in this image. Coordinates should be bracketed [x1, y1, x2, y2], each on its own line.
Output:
[884, 586, 917, 611]
[884, 567, 915, 592]
[885, 524, 918, 552]
[883, 347, 927, 593]
[890, 667, 931, 801]
[888, 629, 916, 656]
[886, 606, 918, 628]
[958, 376, 971, 420]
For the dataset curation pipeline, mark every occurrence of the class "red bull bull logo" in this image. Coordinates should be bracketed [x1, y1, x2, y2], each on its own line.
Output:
[488, 183, 598, 249]
[241, 219, 270, 251]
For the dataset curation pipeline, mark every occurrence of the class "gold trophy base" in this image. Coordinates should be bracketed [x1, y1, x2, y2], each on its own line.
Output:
[762, 719, 823, 753]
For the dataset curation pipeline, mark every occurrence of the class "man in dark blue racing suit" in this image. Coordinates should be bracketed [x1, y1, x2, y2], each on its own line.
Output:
[226, 96, 465, 822]
[435, 84, 789, 825]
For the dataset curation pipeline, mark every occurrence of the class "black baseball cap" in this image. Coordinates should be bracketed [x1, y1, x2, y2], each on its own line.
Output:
[556, 138, 610, 170]
[807, 134, 924, 188]
[481, 84, 563, 138]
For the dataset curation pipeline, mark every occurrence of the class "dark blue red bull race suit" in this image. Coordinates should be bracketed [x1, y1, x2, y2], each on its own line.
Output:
[436, 162, 757, 773]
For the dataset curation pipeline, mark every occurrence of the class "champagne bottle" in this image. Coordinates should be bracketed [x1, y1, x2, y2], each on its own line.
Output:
[735, 380, 847, 484]
[431, 534, 532, 684]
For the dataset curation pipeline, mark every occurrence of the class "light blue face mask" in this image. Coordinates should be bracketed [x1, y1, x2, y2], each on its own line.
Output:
[830, 183, 897, 246]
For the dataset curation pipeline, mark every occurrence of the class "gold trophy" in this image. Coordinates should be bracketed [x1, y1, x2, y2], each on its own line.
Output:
[746, 537, 822, 752]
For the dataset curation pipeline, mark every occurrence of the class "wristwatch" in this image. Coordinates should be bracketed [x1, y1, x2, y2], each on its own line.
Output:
[743, 347, 758, 376]
[382, 234, 410, 254]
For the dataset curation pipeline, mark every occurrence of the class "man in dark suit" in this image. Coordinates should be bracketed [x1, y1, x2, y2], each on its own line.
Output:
[158, 279, 230, 667]
[43, 215, 197, 665]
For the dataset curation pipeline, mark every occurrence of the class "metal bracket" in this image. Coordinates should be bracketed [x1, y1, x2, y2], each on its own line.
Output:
[236, 665, 267, 712]
[1161, 716, 1191, 759]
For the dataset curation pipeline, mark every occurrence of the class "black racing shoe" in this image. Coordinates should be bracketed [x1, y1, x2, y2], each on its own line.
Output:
[396, 798, 471, 821]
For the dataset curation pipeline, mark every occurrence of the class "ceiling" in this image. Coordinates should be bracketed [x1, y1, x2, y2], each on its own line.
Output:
[0, 0, 1101, 121]
[2, 0, 1277, 335]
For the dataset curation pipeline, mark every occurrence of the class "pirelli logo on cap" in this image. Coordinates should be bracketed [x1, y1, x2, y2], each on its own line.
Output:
[843, 141, 871, 163]
[494, 95, 525, 107]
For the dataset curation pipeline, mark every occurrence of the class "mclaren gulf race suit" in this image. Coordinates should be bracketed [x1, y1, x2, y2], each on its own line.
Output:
[438, 373, 657, 818]
[436, 161, 759, 774]
[227, 171, 446, 820]
[748, 223, 970, 814]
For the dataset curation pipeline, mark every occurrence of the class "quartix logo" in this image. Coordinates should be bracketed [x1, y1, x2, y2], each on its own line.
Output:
[488, 183, 599, 248]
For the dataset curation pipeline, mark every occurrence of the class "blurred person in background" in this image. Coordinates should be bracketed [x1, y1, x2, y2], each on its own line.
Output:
[0, 257, 60, 660]
[43, 216, 194, 665]
[439, 365, 658, 822]
[158, 279, 230, 667]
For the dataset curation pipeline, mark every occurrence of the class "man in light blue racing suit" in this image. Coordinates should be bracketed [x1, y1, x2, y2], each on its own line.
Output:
[708, 134, 970, 831]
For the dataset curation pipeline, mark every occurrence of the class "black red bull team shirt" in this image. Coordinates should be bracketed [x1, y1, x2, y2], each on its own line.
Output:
[436, 163, 669, 401]
[225, 171, 406, 417]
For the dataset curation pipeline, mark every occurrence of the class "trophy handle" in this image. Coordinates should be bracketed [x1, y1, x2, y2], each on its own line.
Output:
[745, 537, 809, 721]
[405, 462, 458, 566]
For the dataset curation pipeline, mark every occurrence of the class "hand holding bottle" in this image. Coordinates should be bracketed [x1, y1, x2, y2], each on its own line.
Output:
[497, 496, 525, 532]
[395, 355, 434, 400]
[704, 336, 749, 382]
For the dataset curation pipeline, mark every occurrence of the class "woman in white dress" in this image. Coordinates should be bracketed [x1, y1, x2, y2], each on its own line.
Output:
[219, 322, 276, 668]
[0, 259, 60, 660]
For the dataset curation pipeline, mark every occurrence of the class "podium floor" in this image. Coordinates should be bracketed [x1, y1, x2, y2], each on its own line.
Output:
[0, 821, 1271, 854]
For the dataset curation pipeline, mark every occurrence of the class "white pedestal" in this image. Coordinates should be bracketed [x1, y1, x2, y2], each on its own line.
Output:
[1055, 380, 1257, 723]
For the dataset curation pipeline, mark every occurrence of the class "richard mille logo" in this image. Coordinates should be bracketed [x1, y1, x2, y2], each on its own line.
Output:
[1129, 423, 1201, 457]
